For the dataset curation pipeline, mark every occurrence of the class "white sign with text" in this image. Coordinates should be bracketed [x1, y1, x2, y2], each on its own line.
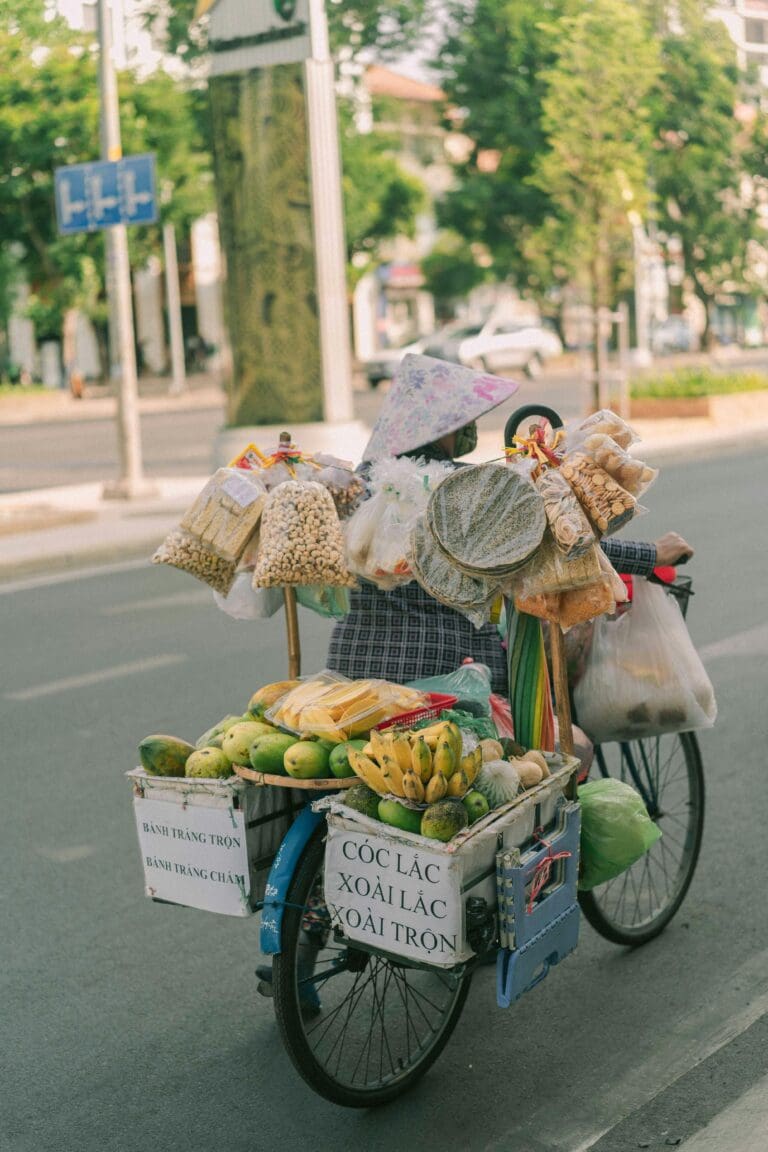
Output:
[133, 796, 251, 917]
[324, 827, 473, 967]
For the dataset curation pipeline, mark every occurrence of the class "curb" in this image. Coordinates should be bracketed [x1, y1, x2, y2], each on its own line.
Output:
[0, 537, 157, 586]
[0, 388, 226, 427]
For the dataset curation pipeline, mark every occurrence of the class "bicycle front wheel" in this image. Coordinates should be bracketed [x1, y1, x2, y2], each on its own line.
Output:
[579, 731, 705, 946]
[271, 827, 472, 1108]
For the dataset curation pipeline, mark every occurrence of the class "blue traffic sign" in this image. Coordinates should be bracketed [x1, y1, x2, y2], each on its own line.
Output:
[54, 154, 158, 235]
[120, 154, 158, 226]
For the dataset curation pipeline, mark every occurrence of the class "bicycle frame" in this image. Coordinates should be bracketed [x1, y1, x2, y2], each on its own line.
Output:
[260, 803, 325, 954]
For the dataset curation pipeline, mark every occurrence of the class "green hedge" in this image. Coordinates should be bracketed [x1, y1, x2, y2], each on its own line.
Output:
[0, 383, 47, 396]
[631, 369, 768, 399]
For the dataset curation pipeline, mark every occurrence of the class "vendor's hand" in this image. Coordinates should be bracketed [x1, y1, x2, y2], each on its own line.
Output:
[654, 532, 694, 566]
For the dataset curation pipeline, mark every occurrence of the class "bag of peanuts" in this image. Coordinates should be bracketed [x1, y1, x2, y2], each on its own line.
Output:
[252, 481, 355, 588]
[152, 528, 238, 595]
[180, 467, 268, 563]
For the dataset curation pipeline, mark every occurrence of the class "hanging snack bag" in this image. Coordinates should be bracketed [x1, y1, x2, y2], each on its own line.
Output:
[344, 457, 452, 590]
[316, 465, 365, 520]
[516, 531, 603, 598]
[253, 480, 354, 588]
[559, 452, 637, 537]
[570, 409, 638, 451]
[579, 434, 658, 498]
[152, 529, 237, 595]
[534, 467, 596, 558]
[180, 467, 268, 563]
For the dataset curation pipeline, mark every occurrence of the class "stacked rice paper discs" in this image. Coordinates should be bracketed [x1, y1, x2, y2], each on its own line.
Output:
[427, 464, 547, 578]
[410, 517, 498, 616]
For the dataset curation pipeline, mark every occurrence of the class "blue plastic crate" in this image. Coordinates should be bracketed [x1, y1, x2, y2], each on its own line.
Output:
[494, 799, 581, 1008]
[496, 903, 580, 1008]
[496, 799, 580, 951]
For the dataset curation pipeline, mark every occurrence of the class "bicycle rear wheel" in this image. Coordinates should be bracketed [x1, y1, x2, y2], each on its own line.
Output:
[578, 731, 704, 946]
[271, 827, 472, 1108]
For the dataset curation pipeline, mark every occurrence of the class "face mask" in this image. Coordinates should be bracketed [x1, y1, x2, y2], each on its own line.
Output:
[454, 422, 478, 457]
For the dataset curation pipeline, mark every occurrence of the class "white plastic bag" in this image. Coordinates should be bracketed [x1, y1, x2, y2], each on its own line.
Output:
[213, 573, 284, 620]
[574, 579, 716, 743]
[344, 457, 452, 589]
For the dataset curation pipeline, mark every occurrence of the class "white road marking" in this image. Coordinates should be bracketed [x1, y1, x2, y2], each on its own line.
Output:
[502, 947, 768, 1152]
[0, 558, 149, 596]
[101, 590, 210, 616]
[5, 653, 187, 701]
[699, 623, 768, 662]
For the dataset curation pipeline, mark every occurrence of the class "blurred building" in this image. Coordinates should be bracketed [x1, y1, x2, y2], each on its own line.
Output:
[711, 0, 768, 82]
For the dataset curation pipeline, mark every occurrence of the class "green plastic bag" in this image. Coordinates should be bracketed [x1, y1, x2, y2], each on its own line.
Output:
[413, 708, 499, 743]
[295, 585, 350, 619]
[408, 661, 493, 716]
[578, 778, 661, 891]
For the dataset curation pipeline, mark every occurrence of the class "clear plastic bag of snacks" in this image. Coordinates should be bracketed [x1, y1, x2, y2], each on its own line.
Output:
[180, 468, 268, 563]
[152, 529, 237, 595]
[559, 452, 639, 537]
[569, 409, 639, 451]
[344, 457, 452, 589]
[579, 434, 658, 497]
[535, 467, 596, 557]
[253, 481, 354, 588]
[516, 532, 603, 598]
[267, 673, 427, 740]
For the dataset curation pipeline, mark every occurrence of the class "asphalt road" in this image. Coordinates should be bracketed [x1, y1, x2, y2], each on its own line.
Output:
[2, 444, 767, 1151]
[0, 368, 590, 493]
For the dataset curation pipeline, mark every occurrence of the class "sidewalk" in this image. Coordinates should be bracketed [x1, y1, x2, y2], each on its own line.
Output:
[0, 370, 226, 426]
[2, 376, 768, 583]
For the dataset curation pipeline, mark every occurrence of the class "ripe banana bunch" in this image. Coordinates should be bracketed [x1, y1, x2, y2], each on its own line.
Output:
[347, 720, 482, 802]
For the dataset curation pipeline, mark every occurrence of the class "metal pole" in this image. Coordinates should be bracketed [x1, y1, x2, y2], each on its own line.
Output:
[305, 0, 355, 424]
[98, 0, 152, 499]
[632, 219, 652, 366]
[617, 301, 630, 420]
[596, 307, 609, 410]
[163, 221, 187, 395]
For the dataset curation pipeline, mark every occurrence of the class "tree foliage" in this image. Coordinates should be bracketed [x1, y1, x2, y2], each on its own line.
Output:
[438, 0, 567, 293]
[646, 2, 759, 342]
[533, 0, 658, 307]
[0, 2, 212, 371]
[339, 102, 426, 284]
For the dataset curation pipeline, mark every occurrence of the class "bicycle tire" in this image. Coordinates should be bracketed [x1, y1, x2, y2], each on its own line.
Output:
[271, 826, 472, 1108]
[578, 731, 704, 946]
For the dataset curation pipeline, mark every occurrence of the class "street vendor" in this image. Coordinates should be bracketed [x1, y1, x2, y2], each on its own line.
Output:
[326, 358, 693, 692]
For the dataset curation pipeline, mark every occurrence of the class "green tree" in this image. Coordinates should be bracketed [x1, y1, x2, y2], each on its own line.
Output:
[339, 101, 426, 285]
[532, 0, 658, 401]
[646, 2, 757, 346]
[0, 4, 213, 377]
[438, 0, 570, 304]
[421, 231, 488, 317]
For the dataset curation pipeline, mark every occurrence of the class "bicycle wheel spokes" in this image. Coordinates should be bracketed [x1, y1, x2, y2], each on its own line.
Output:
[272, 830, 471, 1105]
[579, 731, 704, 945]
[301, 935, 464, 1091]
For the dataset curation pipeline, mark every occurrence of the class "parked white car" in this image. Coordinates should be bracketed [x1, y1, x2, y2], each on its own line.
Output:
[423, 319, 563, 377]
